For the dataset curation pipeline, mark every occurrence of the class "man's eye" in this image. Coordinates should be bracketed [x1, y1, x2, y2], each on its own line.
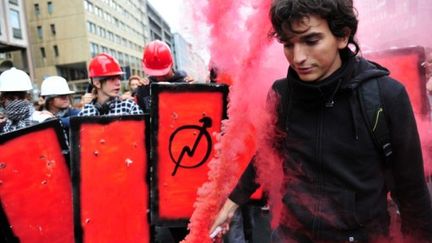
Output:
[284, 43, 294, 48]
[305, 39, 319, 45]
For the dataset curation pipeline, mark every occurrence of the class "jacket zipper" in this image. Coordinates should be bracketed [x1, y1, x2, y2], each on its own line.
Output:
[312, 104, 325, 238]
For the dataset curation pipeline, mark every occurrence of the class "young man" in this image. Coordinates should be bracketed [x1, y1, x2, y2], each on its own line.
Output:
[136, 40, 194, 113]
[0, 68, 53, 133]
[78, 53, 143, 116]
[211, 0, 432, 242]
[121, 75, 145, 100]
[40, 76, 79, 129]
[138, 40, 195, 242]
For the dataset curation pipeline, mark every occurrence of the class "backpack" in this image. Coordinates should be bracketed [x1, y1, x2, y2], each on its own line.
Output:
[274, 77, 394, 189]
[357, 78, 393, 159]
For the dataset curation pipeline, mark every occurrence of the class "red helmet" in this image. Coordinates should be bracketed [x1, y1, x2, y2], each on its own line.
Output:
[142, 40, 173, 76]
[88, 53, 124, 79]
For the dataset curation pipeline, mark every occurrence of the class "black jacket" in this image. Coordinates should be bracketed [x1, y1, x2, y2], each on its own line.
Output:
[135, 70, 188, 113]
[229, 54, 432, 241]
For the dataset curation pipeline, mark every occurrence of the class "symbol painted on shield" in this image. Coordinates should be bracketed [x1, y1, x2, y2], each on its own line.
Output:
[168, 117, 213, 176]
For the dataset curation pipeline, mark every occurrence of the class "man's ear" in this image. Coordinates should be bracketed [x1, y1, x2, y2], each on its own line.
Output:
[337, 28, 351, 49]
[93, 79, 102, 89]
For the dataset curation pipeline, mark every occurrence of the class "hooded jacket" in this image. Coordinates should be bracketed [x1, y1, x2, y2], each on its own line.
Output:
[229, 54, 432, 241]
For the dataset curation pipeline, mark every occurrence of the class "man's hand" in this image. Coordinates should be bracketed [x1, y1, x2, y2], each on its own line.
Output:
[81, 93, 94, 105]
[121, 92, 134, 100]
[185, 76, 195, 83]
[140, 77, 150, 86]
[209, 199, 239, 240]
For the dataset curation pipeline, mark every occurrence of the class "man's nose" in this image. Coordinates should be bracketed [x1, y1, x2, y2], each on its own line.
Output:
[292, 45, 307, 64]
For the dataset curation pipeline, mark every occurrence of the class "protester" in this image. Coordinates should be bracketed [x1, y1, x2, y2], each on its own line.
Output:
[40, 76, 79, 129]
[0, 68, 53, 134]
[78, 53, 143, 116]
[207, 63, 234, 86]
[135, 40, 194, 242]
[210, 0, 432, 242]
[136, 40, 194, 113]
[424, 50, 432, 113]
[121, 75, 145, 100]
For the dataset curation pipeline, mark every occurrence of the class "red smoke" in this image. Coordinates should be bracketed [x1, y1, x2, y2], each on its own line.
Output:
[181, 0, 286, 242]
[355, 0, 432, 52]
[181, 0, 432, 242]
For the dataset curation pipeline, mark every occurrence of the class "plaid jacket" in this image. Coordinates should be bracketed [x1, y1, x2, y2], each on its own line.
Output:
[78, 98, 143, 116]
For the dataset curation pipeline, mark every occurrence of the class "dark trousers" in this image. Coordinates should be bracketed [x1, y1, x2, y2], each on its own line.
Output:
[224, 205, 272, 243]
[154, 226, 189, 243]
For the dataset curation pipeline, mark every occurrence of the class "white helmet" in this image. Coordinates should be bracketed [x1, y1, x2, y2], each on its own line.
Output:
[40, 76, 75, 96]
[0, 67, 33, 92]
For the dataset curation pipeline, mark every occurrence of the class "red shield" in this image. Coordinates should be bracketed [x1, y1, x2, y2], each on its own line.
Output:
[151, 83, 228, 225]
[0, 120, 74, 243]
[70, 115, 150, 242]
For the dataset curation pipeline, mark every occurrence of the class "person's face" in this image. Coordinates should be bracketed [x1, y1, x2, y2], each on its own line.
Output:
[424, 52, 432, 79]
[51, 95, 70, 110]
[129, 79, 140, 91]
[153, 69, 174, 82]
[282, 15, 349, 82]
[0, 112, 6, 123]
[1, 94, 20, 107]
[94, 76, 121, 100]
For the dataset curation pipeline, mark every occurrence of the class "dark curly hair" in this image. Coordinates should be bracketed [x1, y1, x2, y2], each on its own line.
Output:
[269, 0, 360, 55]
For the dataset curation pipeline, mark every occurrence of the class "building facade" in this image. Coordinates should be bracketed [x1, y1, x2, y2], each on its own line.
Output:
[173, 32, 206, 82]
[146, 2, 172, 48]
[24, 0, 150, 94]
[0, 0, 32, 76]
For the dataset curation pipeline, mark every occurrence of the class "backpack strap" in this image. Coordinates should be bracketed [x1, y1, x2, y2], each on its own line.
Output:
[357, 78, 394, 190]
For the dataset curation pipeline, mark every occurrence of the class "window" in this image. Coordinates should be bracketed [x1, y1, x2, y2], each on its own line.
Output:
[90, 42, 99, 57]
[9, 9, 22, 39]
[100, 28, 106, 38]
[88, 2, 94, 13]
[118, 52, 124, 65]
[34, 4, 40, 16]
[9, 0, 18, 6]
[40, 47, 46, 58]
[108, 31, 114, 41]
[58, 65, 88, 81]
[53, 45, 59, 57]
[50, 24, 56, 35]
[124, 54, 129, 65]
[101, 45, 108, 53]
[87, 21, 97, 34]
[37, 26, 43, 38]
[96, 7, 102, 17]
[110, 49, 116, 59]
[47, 1, 53, 14]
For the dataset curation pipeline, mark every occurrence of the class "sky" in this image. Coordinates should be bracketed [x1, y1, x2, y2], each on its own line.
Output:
[147, 0, 184, 33]
[146, 0, 206, 61]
